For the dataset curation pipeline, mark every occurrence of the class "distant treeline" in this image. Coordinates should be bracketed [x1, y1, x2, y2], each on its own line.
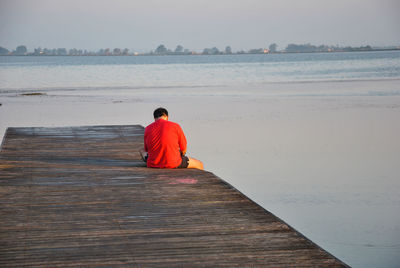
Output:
[1, 43, 399, 56]
[284, 44, 378, 53]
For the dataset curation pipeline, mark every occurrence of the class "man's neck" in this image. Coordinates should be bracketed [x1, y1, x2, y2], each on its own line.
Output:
[155, 116, 168, 121]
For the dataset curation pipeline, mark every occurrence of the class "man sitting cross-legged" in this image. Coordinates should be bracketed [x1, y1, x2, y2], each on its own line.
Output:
[140, 107, 204, 170]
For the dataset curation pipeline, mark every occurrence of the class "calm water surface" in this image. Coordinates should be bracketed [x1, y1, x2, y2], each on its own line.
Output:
[1, 51, 400, 267]
[1, 51, 400, 91]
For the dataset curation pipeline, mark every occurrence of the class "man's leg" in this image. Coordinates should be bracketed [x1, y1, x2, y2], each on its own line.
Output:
[187, 157, 204, 170]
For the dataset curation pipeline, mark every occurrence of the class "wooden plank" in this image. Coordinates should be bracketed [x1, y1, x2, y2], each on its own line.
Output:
[0, 125, 348, 267]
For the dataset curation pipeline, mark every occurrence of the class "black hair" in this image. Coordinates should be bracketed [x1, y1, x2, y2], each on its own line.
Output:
[153, 107, 168, 119]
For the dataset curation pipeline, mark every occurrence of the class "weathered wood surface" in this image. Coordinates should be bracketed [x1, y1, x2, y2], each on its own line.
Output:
[0, 125, 348, 267]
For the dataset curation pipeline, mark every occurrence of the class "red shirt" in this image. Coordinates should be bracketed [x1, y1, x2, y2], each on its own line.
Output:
[144, 119, 187, 168]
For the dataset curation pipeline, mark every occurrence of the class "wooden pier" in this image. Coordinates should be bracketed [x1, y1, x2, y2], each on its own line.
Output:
[0, 125, 348, 267]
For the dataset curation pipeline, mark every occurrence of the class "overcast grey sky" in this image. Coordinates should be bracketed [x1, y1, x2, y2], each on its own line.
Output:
[1, 0, 399, 52]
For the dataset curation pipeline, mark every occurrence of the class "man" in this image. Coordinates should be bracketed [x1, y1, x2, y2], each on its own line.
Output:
[141, 107, 204, 170]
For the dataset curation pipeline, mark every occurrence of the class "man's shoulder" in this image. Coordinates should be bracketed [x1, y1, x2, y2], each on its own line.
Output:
[144, 122, 153, 130]
[144, 121, 158, 133]
[166, 121, 183, 131]
[166, 120, 180, 127]
[145, 120, 182, 130]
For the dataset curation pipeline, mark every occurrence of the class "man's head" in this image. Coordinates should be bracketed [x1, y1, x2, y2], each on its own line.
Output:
[153, 107, 169, 120]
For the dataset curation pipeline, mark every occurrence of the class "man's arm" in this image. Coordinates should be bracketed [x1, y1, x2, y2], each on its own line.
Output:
[144, 129, 148, 152]
[177, 125, 187, 155]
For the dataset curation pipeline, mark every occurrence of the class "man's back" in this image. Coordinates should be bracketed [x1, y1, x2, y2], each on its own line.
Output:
[144, 119, 187, 168]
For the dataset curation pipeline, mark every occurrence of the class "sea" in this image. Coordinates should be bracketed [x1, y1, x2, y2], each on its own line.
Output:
[1, 51, 400, 267]
[1, 51, 400, 91]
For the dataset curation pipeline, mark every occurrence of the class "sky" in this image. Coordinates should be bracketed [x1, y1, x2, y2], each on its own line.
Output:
[0, 0, 399, 52]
